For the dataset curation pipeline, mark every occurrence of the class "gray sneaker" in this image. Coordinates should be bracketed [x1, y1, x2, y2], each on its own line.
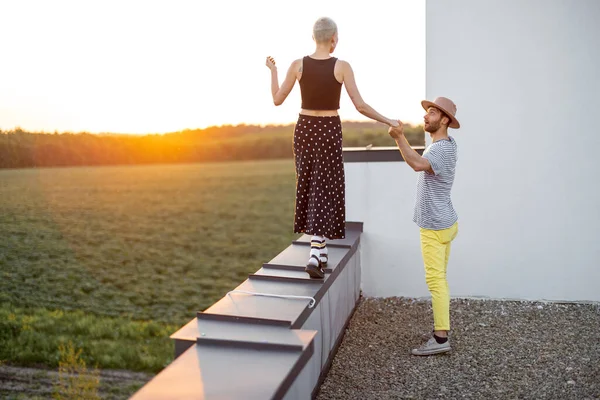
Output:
[411, 337, 451, 356]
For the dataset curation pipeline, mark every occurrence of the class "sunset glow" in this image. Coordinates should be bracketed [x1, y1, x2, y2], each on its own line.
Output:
[0, 0, 425, 134]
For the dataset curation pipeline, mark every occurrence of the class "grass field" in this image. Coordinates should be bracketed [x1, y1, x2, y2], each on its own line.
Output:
[0, 159, 299, 374]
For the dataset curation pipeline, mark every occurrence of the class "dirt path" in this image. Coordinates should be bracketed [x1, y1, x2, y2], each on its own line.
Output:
[0, 365, 154, 400]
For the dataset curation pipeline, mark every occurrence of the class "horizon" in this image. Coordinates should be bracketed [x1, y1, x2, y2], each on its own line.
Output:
[0, 1, 425, 135]
[2, 118, 424, 136]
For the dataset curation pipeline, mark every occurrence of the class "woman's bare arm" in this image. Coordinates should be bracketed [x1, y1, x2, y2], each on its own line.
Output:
[338, 60, 398, 127]
[266, 56, 301, 106]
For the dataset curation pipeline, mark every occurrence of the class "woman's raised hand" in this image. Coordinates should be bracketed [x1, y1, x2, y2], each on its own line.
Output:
[388, 120, 404, 139]
[265, 56, 277, 70]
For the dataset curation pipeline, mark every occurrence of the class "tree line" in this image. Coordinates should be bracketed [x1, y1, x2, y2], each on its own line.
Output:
[0, 122, 424, 169]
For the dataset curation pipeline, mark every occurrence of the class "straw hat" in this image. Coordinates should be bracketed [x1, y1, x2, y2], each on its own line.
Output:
[421, 97, 460, 129]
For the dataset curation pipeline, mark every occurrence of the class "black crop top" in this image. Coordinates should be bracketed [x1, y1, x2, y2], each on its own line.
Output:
[299, 56, 342, 110]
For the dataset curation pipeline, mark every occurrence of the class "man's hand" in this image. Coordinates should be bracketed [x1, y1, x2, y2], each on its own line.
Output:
[388, 120, 404, 139]
[266, 56, 277, 71]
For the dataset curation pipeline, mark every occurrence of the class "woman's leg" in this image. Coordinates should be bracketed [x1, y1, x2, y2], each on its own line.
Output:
[293, 116, 313, 236]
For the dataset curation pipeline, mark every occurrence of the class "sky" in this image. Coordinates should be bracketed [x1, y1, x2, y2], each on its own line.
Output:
[0, 0, 425, 134]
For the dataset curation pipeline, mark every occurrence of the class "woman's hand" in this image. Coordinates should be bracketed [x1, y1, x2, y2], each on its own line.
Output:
[388, 119, 400, 128]
[388, 121, 404, 139]
[266, 56, 277, 71]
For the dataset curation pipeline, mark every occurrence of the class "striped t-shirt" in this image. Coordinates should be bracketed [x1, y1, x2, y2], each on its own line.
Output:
[413, 136, 458, 230]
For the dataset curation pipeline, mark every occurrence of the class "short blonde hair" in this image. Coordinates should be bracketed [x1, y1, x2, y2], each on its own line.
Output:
[313, 17, 337, 43]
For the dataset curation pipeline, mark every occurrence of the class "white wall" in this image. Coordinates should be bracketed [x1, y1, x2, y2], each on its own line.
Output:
[427, 0, 600, 301]
[345, 161, 431, 298]
[349, 0, 600, 302]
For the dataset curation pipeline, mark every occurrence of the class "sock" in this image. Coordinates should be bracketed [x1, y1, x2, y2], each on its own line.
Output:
[433, 334, 448, 344]
[308, 236, 324, 267]
[319, 239, 328, 263]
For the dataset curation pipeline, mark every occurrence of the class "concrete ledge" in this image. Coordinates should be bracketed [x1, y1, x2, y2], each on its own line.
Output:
[133, 223, 363, 399]
[343, 146, 424, 163]
[131, 329, 317, 400]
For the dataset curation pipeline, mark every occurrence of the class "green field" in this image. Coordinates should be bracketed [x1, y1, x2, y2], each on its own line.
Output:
[0, 160, 299, 374]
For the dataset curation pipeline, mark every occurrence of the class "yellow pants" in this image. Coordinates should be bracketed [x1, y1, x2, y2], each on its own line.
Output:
[419, 222, 458, 331]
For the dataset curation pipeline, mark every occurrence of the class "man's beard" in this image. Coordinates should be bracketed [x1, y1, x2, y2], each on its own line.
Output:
[424, 121, 440, 133]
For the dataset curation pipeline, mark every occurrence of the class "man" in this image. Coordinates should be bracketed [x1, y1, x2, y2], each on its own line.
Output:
[389, 97, 460, 356]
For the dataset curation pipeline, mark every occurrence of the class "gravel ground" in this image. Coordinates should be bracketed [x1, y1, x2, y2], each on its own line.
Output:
[317, 297, 600, 400]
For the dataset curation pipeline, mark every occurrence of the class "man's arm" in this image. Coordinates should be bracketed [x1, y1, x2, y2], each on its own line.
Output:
[389, 123, 433, 173]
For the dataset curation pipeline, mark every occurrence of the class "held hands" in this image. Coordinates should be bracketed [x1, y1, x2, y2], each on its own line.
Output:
[388, 120, 404, 139]
[265, 56, 277, 71]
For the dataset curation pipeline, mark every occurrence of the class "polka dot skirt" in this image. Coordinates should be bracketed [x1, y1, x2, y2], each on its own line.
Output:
[292, 114, 346, 240]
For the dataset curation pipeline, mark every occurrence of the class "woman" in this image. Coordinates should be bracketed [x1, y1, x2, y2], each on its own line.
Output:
[266, 16, 398, 279]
